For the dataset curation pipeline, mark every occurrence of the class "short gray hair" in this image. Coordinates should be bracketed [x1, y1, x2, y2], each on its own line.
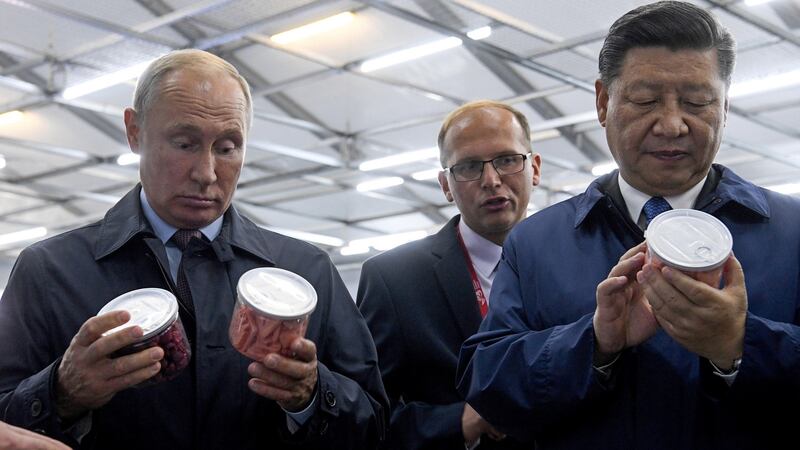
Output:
[132, 49, 253, 127]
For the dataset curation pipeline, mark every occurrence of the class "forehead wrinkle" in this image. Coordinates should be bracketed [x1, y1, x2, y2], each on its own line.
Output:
[157, 87, 246, 131]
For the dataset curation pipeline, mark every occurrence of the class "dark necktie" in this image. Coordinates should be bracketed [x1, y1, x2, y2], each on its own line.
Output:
[642, 196, 672, 227]
[171, 229, 203, 314]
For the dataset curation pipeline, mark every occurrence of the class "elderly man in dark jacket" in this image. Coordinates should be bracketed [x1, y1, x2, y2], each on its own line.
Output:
[0, 49, 387, 450]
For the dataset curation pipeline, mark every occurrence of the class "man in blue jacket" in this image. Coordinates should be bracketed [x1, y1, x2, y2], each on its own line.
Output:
[0, 49, 387, 449]
[457, 2, 800, 449]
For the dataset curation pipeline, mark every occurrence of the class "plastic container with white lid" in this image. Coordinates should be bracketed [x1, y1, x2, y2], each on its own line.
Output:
[98, 288, 191, 385]
[645, 209, 733, 287]
[229, 267, 317, 361]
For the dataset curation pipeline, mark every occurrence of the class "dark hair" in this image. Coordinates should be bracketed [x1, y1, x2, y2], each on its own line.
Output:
[599, 1, 736, 87]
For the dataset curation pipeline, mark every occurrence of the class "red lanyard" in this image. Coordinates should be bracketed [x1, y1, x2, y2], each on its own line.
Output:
[455, 225, 488, 318]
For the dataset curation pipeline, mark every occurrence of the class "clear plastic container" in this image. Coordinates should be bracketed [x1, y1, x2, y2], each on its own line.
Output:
[229, 268, 317, 361]
[98, 288, 191, 385]
[645, 209, 733, 287]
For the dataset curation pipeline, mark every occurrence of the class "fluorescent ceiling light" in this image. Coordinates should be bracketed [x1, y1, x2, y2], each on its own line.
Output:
[559, 181, 591, 194]
[249, 140, 344, 167]
[360, 37, 462, 72]
[423, 92, 445, 102]
[532, 110, 597, 131]
[591, 161, 618, 176]
[531, 129, 561, 141]
[339, 245, 370, 256]
[0, 155, 5, 170]
[61, 59, 155, 100]
[359, 147, 438, 171]
[411, 168, 441, 181]
[356, 177, 405, 192]
[744, 0, 774, 5]
[116, 153, 140, 166]
[270, 11, 354, 45]
[348, 230, 428, 252]
[467, 26, 492, 40]
[267, 227, 344, 247]
[765, 182, 800, 195]
[0, 110, 24, 126]
[729, 69, 800, 98]
[0, 226, 47, 246]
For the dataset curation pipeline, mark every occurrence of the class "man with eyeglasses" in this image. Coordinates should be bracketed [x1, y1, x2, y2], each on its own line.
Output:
[358, 100, 541, 450]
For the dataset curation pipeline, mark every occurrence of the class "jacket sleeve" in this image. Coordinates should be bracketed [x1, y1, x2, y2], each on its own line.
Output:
[282, 252, 388, 449]
[718, 312, 800, 405]
[455, 234, 615, 442]
[357, 260, 465, 450]
[0, 247, 78, 447]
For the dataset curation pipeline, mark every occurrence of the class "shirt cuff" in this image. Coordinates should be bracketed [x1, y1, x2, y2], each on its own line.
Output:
[708, 358, 741, 386]
[61, 411, 92, 443]
[465, 436, 481, 450]
[284, 389, 318, 434]
[592, 353, 621, 380]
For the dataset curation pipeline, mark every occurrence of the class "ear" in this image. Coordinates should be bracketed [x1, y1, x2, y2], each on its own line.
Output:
[438, 170, 454, 202]
[123, 108, 141, 154]
[723, 95, 729, 128]
[595, 79, 609, 128]
[530, 152, 542, 187]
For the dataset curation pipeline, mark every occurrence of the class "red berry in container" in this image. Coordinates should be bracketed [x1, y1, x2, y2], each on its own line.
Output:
[99, 288, 191, 386]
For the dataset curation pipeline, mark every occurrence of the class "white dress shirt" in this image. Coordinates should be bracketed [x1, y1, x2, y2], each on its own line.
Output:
[458, 219, 503, 303]
[617, 173, 707, 224]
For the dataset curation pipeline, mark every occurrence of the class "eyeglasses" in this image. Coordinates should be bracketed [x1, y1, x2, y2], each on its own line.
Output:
[444, 153, 531, 182]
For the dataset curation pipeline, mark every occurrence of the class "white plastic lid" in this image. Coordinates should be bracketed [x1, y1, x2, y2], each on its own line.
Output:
[236, 267, 317, 320]
[98, 288, 179, 340]
[645, 209, 733, 271]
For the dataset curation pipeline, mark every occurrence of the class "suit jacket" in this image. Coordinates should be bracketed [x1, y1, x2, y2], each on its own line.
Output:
[358, 215, 528, 450]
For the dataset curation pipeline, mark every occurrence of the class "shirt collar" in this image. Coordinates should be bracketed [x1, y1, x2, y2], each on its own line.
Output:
[458, 219, 503, 277]
[139, 188, 223, 244]
[617, 173, 707, 223]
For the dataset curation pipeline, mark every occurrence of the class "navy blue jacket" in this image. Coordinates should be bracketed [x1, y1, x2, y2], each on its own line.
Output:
[457, 165, 800, 449]
[0, 186, 387, 449]
[358, 216, 528, 450]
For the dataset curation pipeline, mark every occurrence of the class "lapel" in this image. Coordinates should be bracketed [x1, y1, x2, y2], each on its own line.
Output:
[432, 215, 483, 341]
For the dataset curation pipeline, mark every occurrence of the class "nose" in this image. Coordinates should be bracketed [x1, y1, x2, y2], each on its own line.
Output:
[480, 161, 502, 188]
[190, 148, 217, 186]
[652, 101, 689, 138]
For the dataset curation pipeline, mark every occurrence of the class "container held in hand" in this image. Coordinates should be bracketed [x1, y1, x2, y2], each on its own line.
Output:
[98, 288, 191, 386]
[229, 267, 317, 361]
[645, 209, 733, 287]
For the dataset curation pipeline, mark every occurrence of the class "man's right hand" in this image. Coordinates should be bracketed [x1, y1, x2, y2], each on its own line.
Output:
[56, 311, 164, 420]
[593, 242, 659, 364]
[462, 403, 505, 446]
[0, 421, 69, 450]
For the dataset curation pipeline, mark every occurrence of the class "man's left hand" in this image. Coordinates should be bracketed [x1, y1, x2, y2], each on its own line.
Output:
[638, 254, 747, 369]
[247, 338, 318, 412]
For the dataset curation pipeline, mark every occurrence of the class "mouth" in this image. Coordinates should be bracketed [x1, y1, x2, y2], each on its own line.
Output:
[177, 195, 217, 206]
[647, 149, 689, 161]
[482, 196, 511, 211]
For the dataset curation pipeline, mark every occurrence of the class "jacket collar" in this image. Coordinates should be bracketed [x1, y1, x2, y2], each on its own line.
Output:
[573, 164, 769, 229]
[94, 185, 276, 265]
[431, 215, 483, 340]
[94, 185, 153, 260]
